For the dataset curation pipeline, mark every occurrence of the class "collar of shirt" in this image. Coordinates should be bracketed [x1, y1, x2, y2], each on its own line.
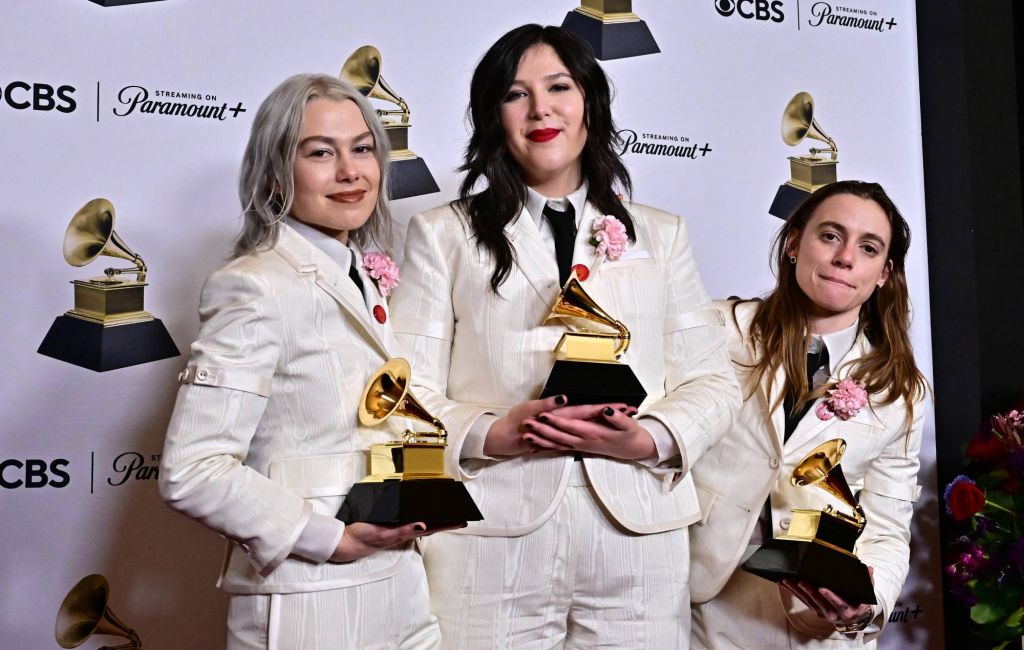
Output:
[525, 181, 589, 228]
[810, 319, 860, 376]
[285, 216, 362, 273]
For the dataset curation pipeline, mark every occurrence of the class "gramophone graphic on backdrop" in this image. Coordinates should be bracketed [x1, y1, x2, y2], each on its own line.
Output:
[37, 198, 179, 372]
[768, 91, 840, 220]
[56, 574, 141, 650]
[339, 45, 440, 200]
[561, 1, 660, 60]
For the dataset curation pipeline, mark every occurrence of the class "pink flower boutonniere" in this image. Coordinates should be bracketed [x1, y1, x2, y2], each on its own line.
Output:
[815, 379, 868, 421]
[590, 215, 628, 261]
[362, 252, 400, 298]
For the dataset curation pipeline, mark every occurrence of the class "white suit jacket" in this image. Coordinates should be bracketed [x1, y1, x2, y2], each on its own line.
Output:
[389, 200, 739, 536]
[689, 300, 925, 640]
[160, 225, 411, 595]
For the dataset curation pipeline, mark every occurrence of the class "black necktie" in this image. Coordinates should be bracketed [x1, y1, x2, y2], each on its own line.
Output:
[543, 202, 576, 286]
[348, 260, 365, 295]
[783, 346, 830, 442]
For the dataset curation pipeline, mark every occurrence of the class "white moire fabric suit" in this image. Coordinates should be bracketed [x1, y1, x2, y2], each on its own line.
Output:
[160, 224, 439, 650]
[389, 199, 739, 648]
[689, 300, 925, 649]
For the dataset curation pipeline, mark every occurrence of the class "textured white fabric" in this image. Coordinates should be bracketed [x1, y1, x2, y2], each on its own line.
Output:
[226, 552, 440, 650]
[160, 224, 418, 597]
[688, 300, 926, 647]
[419, 463, 690, 649]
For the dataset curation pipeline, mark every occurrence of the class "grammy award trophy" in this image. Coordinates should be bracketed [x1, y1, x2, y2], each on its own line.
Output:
[336, 358, 483, 526]
[768, 91, 840, 220]
[742, 439, 878, 608]
[561, 1, 660, 60]
[539, 271, 647, 407]
[37, 198, 179, 372]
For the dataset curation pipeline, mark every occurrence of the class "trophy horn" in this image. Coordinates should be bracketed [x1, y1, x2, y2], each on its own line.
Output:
[55, 574, 142, 649]
[340, 45, 410, 122]
[791, 439, 865, 528]
[63, 198, 147, 282]
[359, 358, 446, 443]
[781, 91, 838, 160]
[545, 274, 631, 357]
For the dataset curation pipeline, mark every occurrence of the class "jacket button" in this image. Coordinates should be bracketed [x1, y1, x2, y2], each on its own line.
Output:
[769, 457, 780, 469]
[196, 369, 209, 381]
[780, 517, 791, 530]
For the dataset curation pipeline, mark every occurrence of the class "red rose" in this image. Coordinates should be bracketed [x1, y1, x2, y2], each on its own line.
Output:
[946, 477, 986, 522]
[965, 431, 1007, 465]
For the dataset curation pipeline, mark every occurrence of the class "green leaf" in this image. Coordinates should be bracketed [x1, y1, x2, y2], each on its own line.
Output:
[1007, 607, 1024, 627]
[970, 602, 1006, 624]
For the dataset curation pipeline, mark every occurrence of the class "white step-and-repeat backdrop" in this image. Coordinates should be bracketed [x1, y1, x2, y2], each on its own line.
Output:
[1, 1, 942, 647]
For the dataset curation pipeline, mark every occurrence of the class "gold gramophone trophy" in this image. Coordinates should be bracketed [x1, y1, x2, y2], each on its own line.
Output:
[37, 198, 179, 372]
[561, 1, 660, 60]
[768, 91, 840, 219]
[56, 574, 141, 650]
[742, 439, 877, 606]
[340, 45, 440, 200]
[539, 271, 647, 407]
[336, 358, 483, 525]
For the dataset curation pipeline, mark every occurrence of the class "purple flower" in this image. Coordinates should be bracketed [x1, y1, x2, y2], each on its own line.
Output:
[1010, 537, 1024, 568]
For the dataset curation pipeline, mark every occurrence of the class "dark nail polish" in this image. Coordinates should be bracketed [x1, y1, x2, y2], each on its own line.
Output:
[603, 407, 614, 416]
[524, 423, 534, 431]
[618, 407, 627, 413]
[414, 524, 426, 532]
[554, 395, 567, 405]
[538, 415, 549, 423]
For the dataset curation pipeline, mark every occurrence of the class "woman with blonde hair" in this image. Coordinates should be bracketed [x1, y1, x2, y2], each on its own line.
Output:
[160, 73, 448, 649]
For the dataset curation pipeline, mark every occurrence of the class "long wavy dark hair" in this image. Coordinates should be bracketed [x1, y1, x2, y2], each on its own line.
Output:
[458, 24, 635, 293]
[737, 180, 928, 428]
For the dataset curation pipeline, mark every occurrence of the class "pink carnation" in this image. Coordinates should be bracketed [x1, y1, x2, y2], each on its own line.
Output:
[362, 252, 400, 298]
[820, 379, 868, 420]
[590, 215, 628, 261]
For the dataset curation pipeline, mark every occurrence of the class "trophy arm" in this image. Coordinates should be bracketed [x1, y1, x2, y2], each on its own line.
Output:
[613, 320, 631, 358]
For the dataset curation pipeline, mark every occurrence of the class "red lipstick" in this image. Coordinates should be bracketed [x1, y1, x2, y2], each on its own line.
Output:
[527, 128, 559, 143]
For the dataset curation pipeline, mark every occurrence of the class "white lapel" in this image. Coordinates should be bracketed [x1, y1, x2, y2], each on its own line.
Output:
[760, 364, 787, 455]
[274, 226, 394, 359]
[784, 333, 871, 449]
[507, 205, 562, 304]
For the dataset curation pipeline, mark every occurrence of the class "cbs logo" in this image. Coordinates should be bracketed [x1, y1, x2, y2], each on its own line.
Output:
[715, 0, 785, 23]
[1, 81, 77, 113]
[1, 459, 70, 488]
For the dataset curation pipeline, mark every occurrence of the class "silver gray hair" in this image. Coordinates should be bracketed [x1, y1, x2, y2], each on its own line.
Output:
[234, 73, 392, 257]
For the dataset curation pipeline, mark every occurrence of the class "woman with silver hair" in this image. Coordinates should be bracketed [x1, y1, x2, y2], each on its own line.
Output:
[159, 73, 446, 649]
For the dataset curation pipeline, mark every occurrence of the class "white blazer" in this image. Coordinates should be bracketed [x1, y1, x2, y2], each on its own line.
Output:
[689, 300, 925, 638]
[388, 199, 739, 536]
[159, 225, 411, 595]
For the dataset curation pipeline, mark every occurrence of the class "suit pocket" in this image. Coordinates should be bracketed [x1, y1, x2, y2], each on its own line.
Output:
[599, 258, 657, 272]
[694, 483, 719, 525]
[268, 452, 367, 498]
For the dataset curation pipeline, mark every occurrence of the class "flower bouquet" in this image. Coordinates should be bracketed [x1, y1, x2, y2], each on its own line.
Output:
[944, 409, 1024, 648]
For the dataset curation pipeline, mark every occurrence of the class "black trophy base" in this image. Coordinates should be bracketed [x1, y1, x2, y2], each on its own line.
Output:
[388, 157, 440, 200]
[38, 315, 180, 372]
[562, 11, 660, 60]
[336, 479, 483, 526]
[769, 183, 811, 220]
[540, 359, 647, 407]
[88, 0, 166, 6]
[742, 538, 877, 605]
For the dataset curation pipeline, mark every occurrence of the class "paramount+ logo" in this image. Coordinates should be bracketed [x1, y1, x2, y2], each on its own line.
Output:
[0, 81, 76, 113]
[714, 0, 785, 23]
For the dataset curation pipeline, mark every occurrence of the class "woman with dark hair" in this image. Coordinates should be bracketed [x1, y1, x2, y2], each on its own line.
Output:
[689, 180, 929, 648]
[389, 24, 738, 647]
[159, 74, 446, 649]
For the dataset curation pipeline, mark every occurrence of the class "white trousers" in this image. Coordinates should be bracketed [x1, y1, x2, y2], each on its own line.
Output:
[691, 564, 876, 649]
[226, 552, 441, 650]
[420, 462, 691, 649]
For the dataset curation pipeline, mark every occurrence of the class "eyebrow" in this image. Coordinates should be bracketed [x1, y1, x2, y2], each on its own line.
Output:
[816, 220, 888, 247]
[297, 131, 374, 148]
[509, 72, 574, 86]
